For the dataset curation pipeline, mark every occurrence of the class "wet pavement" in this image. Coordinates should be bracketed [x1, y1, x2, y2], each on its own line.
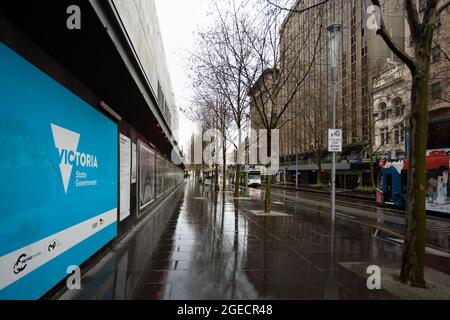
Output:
[267, 187, 450, 254]
[59, 181, 450, 300]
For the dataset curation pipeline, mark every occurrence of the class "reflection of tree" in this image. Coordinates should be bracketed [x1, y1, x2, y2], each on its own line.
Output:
[178, 184, 236, 296]
[207, 193, 239, 298]
[127, 188, 185, 299]
[155, 156, 164, 196]
[139, 146, 155, 205]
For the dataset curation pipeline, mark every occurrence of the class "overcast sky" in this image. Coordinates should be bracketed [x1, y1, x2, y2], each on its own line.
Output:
[154, 0, 213, 152]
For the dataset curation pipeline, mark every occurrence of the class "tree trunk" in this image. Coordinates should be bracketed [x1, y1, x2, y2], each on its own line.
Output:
[369, 142, 376, 189]
[223, 134, 227, 191]
[400, 55, 430, 288]
[265, 173, 272, 213]
[215, 163, 220, 191]
[367, 131, 377, 188]
[234, 164, 241, 197]
[316, 154, 322, 185]
[368, 78, 376, 190]
[264, 130, 272, 213]
[234, 127, 242, 197]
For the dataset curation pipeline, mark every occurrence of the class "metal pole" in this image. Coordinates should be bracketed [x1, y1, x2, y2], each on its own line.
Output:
[328, 23, 341, 223]
[331, 79, 336, 222]
[295, 149, 298, 187]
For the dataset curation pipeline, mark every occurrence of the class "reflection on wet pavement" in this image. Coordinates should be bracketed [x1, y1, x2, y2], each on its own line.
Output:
[60, 182, 450, 300]
[267, 187, 450, 253]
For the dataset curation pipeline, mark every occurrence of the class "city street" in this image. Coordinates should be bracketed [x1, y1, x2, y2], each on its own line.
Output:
[58, 182, 450, 300]
[267, 187, 450, 255]
[1, 0, 450, 304]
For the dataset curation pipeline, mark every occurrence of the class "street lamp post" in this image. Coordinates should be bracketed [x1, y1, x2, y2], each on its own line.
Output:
[328, 23, 341, 223]
[295, 148, 298, 188]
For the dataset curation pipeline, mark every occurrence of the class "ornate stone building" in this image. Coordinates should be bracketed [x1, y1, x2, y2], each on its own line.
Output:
[372, 59, 409, 159]
[403, 1, 450, 149]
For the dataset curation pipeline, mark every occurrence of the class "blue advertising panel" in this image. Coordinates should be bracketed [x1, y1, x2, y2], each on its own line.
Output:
[0, 42, 118, 299]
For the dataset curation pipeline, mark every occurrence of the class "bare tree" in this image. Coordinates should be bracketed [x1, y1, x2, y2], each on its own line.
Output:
[245, 1, 327, 212]
[189, 0, 260, 197]
[192, 89, 234, 191]
[372, 0, 450, 287]
[299, 86, 329, 186]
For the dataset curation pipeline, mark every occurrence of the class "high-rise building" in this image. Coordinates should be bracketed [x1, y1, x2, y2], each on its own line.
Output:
[277, 0, 405, 185]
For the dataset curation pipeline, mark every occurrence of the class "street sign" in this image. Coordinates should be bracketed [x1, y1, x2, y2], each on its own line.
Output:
[328, 129, 342, 152]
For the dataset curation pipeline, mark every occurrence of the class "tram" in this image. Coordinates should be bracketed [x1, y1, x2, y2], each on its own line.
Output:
[376, 149, 450, 215]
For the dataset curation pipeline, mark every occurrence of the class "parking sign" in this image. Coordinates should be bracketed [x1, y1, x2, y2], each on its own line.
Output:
[328, 129, 342, 152]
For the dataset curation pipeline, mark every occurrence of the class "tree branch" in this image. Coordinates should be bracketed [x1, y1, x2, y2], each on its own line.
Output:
[266, 0, 329, 14]
[405, 0, 420, 37]
[437, 0, 450, 15]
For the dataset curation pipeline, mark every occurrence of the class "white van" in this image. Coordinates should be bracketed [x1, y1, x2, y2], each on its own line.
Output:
[248, 170, 262, 187]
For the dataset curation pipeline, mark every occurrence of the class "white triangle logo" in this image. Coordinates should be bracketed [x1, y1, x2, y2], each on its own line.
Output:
[51, 124, 80, 194]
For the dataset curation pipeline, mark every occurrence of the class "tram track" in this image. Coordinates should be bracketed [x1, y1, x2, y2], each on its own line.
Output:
[267, 186, 450, 225]
[246, 187, 450, 254]
[242, 186, 450, 252]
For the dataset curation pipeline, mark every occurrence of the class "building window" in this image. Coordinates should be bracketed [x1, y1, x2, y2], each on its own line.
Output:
[380, 128, 390, 146]
[432, 47, 441, 62]
[386, 109, 392, 119]
[379, 103, 386, 120]
[431, 82, 442, 99]
[393, 98, 404, 117]
[394, 126, 400, 144]
[361, 46, 368, 56]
